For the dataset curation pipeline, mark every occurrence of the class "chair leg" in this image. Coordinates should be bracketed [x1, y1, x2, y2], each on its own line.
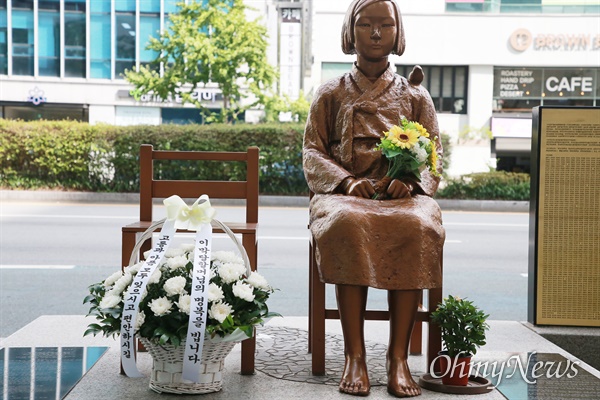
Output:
[241, 233, 258, 375]
[409, 317, 423, 355]
[310, 242, 326, 375]
[428, 287, 442, 371]
[241, 330, 256, 375]
[409, 291, 424, 355]
[308, 239, 314, 353]
[122, 231, 137, 270]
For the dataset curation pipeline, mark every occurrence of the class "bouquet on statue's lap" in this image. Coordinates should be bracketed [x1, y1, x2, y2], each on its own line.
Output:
[84, 247, 278, 346]
[372, 116, 441, 199]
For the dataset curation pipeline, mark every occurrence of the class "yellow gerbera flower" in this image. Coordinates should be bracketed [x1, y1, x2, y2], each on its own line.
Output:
[386, 125, 419, 149]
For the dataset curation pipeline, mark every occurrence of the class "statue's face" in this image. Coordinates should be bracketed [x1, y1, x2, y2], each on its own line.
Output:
[353, 1, 396, 61]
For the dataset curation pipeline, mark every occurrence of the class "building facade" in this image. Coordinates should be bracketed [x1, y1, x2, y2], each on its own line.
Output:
[1, 0, 599, 175]
[0, 0, 300, 125]
[307, 0, 600, 175]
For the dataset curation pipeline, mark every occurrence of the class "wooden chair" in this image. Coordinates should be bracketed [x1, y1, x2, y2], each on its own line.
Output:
[121, 144, 260, 375]
[308, 213, 443, 375]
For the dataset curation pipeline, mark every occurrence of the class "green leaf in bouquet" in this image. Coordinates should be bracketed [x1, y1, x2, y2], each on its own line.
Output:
[83, 294, 96, 304]
[86, 307, 101, 317]
[382, 147, 403, 158]
[83, 324, 102, 337]
[221, 315, 235, 331]
[159, 333, 170, 346]
[107, 308, 122, 319]
[170, 335, 181, 348]
[239, 325, 254, 338]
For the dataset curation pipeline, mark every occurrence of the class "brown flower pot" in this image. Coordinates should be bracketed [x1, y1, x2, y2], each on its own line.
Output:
[439, 352, 472, 386]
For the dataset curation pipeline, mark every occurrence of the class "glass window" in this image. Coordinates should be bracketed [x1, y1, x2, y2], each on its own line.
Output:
[39, 0, 60, 11]
[140, 16, 160, 70]
[64, 12, 86, 77]
[11, 0, 33, 9]
[164, 0, 180, 14]
[3, 105, 88, 121]
[396, 65, 468, 114]
[115, 0, 135, 12]
[115, 14, 136, 79]
[140, 0, 161, 13]
[90, 0, 111, 13]
[12, 9, 34, 76]
[64, 0, 86, 12]
[428, 66, 441, 97]
[0, 7, 7, 75]
[90, 9, 110, 79]
[39, 10, 60, 76]
[162, 108, 208, 125]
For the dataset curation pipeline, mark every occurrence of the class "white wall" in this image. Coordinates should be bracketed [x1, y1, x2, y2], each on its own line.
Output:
[468, 65, 495, 130]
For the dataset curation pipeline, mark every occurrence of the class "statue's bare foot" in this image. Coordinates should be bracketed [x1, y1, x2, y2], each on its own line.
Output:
[387, 357, 421, 398]
[339, 355, 370, 396]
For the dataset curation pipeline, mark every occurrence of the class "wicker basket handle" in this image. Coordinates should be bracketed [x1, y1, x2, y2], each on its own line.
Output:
[128, 218, 251, 276]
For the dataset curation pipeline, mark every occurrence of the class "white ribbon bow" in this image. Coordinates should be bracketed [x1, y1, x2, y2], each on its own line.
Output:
[164, 194, 216, 230]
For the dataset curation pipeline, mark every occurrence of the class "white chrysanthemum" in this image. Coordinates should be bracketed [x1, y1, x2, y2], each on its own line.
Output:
[163, 276, 187, 296]
[176, 294, 191, 315]
[166, 255, 188, 271]
[217, 263, 246, 283]
[209, 302, 232, 323]
[246, 272, 270, 291]
[212, 251, 244, 265]
[99, 294, 121, 309]
[149, 296, 172, 316]
[124, 261, 144, 276]
[232, 281, 255, 302]
[207, 283, 225, 303]
[419, 136, 431, 145]
[148, 268, 162, 284]
[104, 271, 123, 288]
[164, 247, 185, 258]
[113, 272, 133, 294]
[135, 311, 145, 330]
[179, 243, 196, 253]
[411, 145, 428, 163]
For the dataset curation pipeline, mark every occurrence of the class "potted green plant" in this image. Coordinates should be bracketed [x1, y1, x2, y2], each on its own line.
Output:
[430, 295, 489, 386]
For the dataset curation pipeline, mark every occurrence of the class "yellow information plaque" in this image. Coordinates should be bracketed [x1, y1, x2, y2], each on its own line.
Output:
[529, 107, 600, 327]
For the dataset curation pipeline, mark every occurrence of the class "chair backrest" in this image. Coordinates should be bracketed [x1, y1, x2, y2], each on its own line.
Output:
[138, 144, 259, 223]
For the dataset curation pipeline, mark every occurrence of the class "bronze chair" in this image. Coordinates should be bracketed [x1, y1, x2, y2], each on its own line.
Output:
[122, 144, 260, 375]
[307, 199, 443, 374]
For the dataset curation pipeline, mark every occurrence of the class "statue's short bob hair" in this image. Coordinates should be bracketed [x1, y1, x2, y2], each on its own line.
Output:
[341, 0, 405, 56]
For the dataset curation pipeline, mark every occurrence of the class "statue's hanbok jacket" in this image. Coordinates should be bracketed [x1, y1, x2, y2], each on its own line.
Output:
[303, 64, 445, 290]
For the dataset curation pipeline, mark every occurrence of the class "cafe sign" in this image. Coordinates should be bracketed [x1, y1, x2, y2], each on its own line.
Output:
[510, 29, 600, 52]
[494, 67, 597, 98]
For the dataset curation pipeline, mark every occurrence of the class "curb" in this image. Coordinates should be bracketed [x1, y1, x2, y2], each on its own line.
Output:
[0, 190, 529, 212]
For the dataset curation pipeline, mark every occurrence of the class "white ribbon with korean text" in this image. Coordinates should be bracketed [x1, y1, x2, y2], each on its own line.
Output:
[120, 194, 216, 380]
[120, 219, 176, 377]
[182, 222, 212, 381]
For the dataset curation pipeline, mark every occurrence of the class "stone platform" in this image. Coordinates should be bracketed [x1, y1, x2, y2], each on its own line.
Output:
[1, 315, 598, 399]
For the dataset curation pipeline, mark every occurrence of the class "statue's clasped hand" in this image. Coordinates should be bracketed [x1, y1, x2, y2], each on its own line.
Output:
[387, 179, 413, 199]
[342, 177, 375, 199]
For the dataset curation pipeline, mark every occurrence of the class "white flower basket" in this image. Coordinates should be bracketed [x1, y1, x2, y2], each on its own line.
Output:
[130, 218, 251, 394]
